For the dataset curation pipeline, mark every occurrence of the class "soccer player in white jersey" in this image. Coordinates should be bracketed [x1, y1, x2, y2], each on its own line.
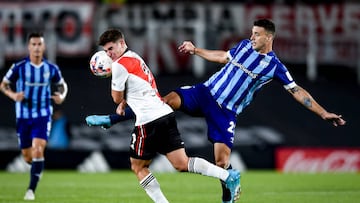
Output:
[87, 19, 346, 202]
[1, 32, 68, 200]
[96, 29, 240, 203]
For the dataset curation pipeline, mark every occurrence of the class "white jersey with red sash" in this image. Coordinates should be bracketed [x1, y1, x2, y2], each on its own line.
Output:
[111, 50, 172, 126]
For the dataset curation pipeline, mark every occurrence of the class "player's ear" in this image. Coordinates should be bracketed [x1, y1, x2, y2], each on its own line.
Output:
[268, 34, 274, 41]
[119, 39, 126, 45]
[265, 33, 271, 41]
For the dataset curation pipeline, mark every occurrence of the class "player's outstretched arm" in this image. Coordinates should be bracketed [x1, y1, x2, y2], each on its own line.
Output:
[85, 106, 135, 129]
[288, 85, 346, 127]
[178, 41, 228, 64]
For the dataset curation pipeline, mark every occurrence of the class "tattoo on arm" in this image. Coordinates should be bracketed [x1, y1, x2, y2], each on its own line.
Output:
[289, 86, 300, 94]
[303, 97, 312, 108]
[290, 86, 312, 108]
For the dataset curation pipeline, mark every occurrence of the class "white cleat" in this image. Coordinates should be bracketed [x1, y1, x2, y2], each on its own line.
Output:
[24, 189, 35, 201]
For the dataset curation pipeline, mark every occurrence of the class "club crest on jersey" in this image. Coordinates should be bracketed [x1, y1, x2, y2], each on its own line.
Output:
[43, 72, 50, 79]
[260, 60, 269, 68]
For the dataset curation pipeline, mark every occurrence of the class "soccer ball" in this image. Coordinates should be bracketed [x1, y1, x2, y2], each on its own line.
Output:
[89, 50, 112, 78]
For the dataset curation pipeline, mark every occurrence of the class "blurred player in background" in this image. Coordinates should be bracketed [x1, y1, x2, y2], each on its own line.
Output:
[87, 19, 346, 203]
[0, 32, 68, 201]
[95, 28, 240, 203]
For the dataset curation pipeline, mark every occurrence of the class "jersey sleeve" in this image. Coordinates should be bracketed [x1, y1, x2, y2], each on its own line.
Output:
[51, 64, 64, 84]
[111, 62, 129, 92]
[226, 51, 233, 61]
[3, 63, 19, 83]
[273, 63, 297, 90]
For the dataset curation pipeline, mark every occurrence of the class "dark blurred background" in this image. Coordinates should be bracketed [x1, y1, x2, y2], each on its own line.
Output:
[0, 0, 359, 170]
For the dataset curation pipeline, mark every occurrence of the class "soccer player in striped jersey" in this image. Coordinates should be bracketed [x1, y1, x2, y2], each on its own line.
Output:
[97, 28, 240, 203]
[0, 32, 68, 200]
[86, 19, 345, 202]
[166, 18, 346, 202]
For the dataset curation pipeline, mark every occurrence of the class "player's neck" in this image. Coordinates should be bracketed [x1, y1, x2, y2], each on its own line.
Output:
[258, 45, 273, 54]
[30, 56, 43, 65]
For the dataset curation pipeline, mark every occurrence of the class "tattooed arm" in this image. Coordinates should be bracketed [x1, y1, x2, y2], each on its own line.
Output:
[287, 85, 346, 126]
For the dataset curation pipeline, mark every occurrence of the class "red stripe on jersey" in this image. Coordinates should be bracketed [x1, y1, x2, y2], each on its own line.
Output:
[118, 56, 161, 98]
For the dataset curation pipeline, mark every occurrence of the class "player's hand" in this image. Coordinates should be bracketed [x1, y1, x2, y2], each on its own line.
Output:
[321, 112, 346, 127]
[178, 41, 196, 55]
[85, 115, 112, 130]
[329, 116, 346, 127]
[12, 91, 25, 102]
[52, 92, 65, 104]
[116, 100, 127, 116]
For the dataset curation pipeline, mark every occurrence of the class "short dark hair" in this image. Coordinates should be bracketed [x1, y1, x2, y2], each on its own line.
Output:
[254, 19, 275, 35]
[28, 32, 44, 42]
[98, 29, 124, 46]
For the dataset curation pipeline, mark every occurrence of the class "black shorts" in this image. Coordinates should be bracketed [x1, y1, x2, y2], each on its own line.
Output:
[129, 112, 185, 160]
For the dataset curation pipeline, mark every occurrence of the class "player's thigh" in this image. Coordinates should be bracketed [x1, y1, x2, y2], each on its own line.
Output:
[206, 109, 236, 148]
[173, 85, 204, 116]
[32, 116, 51, 141]
[16, 119, 32, 149]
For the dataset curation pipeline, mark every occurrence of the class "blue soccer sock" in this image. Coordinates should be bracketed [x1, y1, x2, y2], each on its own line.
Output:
[28, 158, 44, 192]
[221, 164, 232, 201]
[109, 106, 135, 124]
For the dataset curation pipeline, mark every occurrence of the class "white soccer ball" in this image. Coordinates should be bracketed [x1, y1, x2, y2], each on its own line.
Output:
[89, 50, 112, 78]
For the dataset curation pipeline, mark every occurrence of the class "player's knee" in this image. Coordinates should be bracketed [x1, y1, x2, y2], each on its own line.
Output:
[215, 159, 228, 169]
[23, 156, 32, 164]
[21, 150, 32, 164]
[32, 146, 45, 158]
[130, 165, 138, 173]
[172, 158, 190, 172]
[172, 162, 188, 172]
[130, 160, 150, 175]
[130, 164, 144, 175]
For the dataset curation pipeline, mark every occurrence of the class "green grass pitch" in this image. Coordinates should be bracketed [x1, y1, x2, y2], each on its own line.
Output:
[0, 170, 359, 203]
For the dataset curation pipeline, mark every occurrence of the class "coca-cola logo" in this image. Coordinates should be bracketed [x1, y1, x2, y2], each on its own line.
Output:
[279, 150, 360, 173]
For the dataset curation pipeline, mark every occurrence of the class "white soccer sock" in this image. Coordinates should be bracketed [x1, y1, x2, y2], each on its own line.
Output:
[140, 173, 169, 203]
[188, 157, 229, 181]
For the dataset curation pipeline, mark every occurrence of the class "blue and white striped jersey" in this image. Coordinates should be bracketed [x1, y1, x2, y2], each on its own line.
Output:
[204, 39, 297, 114]
[3, 57, 64, 119]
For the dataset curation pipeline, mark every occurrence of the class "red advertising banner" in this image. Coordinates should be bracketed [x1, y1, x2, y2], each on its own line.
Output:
[276, 147, 360, 173]
[0, 2, 94, 57]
